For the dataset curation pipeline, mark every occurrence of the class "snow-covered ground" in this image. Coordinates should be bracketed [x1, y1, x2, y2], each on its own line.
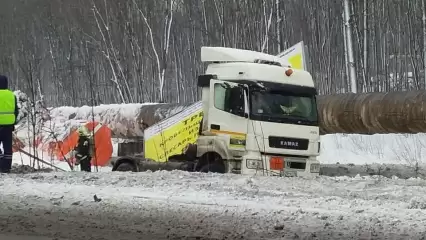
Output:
[320, 133, 426, 166]
[1, 171, 426, 239]
[11, 148, 112, 172]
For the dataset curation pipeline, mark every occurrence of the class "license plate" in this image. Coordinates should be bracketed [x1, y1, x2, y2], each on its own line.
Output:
[282, 171, 297, 177]
[310, 164, 320, 173]
[285, 157, 304, 162]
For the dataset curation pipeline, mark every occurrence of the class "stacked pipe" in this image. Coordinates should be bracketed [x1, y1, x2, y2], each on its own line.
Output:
[57, 90, 426, 137]
[52, 102, 194, 138]
[318, 90, 426, 135]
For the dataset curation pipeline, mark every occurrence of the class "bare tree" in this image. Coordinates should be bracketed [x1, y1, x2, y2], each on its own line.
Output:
[1, 0, 426, 106]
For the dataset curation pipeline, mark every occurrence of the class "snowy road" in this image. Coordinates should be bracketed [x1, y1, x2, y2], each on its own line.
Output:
[0, 235, 54, 240]
[1, 171, 426, 239]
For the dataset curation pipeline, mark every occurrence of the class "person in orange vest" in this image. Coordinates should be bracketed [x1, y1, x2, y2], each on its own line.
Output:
[0, 75, 19, 173]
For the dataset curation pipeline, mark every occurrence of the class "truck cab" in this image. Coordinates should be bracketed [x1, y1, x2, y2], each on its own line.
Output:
[194, 47, 321, 177]
[111, 46, 320, 178]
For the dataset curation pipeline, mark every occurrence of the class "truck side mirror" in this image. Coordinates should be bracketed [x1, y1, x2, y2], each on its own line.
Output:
[197, 74, 217, 87]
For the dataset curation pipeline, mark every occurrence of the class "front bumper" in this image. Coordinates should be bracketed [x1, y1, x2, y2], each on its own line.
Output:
[238, 153, 320, 177]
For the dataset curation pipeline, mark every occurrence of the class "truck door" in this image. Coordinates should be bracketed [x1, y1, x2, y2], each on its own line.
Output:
[207, 80, 248, 149]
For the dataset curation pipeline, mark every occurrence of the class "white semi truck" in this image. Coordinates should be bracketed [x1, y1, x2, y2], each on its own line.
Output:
[111, 46, 321, 177]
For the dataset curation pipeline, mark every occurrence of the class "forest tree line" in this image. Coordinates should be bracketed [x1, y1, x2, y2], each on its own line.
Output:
[0, 0, 425, 107]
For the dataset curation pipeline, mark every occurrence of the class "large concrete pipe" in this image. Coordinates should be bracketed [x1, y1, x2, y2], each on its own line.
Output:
[50, 90, 426, 138]
[318, 91, 426, 135]
[49, 103, 194, 138]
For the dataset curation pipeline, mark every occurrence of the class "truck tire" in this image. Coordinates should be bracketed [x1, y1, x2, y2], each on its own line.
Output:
[179, 161, 195, 172]
[199, 163, 225, 174]
[116, 162, 137, 172]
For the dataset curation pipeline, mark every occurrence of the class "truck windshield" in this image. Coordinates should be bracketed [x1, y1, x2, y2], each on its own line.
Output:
[249, 89, 318, 126]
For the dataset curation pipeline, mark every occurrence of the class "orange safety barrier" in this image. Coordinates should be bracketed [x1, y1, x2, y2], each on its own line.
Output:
[56, 121, 113, 166]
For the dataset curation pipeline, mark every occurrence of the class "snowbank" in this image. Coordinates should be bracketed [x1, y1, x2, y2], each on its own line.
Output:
[2, 171, 426, 239]
[320, 133, 426, 166]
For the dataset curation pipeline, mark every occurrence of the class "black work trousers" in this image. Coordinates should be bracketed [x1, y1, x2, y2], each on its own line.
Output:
[79, 157, 92, 172]
[0, 126, 13, 173]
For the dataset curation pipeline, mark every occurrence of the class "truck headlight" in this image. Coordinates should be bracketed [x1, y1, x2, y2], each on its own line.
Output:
[246, 159, 263, 169]
[230, 138, 246, 147]
[310, 163, 320, 173]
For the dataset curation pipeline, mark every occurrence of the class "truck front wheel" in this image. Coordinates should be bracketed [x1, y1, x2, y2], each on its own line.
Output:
[116, 162, 137, 172]
[197, 152, 226, 174]
[199, 163, 225, 173]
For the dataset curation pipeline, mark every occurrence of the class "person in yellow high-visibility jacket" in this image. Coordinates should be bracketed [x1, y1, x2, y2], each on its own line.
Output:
[0, 75, 19, 173]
